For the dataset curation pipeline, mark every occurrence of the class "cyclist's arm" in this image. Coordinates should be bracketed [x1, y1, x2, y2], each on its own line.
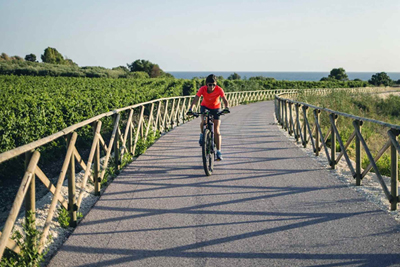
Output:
[221, 95, 229, 109]
[189, 95, 200, 110]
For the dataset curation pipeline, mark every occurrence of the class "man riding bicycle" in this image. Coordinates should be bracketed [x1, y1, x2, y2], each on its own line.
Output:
[187, 74, 230, 161]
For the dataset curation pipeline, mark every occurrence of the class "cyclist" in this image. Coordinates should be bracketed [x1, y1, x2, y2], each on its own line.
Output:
[187, 74, 230, 160]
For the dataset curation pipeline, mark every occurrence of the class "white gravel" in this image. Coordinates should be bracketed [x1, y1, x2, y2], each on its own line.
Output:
[9, 167, 100, 266]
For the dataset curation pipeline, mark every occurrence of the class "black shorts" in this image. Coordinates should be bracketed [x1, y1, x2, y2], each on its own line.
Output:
[200, 106, 221, 120]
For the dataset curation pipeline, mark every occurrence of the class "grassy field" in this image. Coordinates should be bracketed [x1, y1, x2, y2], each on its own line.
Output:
[295, 89, 400, 177]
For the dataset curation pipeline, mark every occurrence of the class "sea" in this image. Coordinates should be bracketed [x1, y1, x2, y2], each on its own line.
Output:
[168, 71, 400, 82]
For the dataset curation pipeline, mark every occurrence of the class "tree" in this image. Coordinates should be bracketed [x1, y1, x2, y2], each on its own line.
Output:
[127, 59, 165, 78]
[41, 47, 65, 64]
[0, 53, 10, 61]
[11, 56, 24, 61]
[112, 66, 129, 72]
[328, 68, 348, 81]
[227, 72, 241, 80]
[25, 54, 37, 62]
[150, 64, 161, 78]
[127, 59, 153, 74]
[65, 58, 78, 66]
[368, 72, 393, 86]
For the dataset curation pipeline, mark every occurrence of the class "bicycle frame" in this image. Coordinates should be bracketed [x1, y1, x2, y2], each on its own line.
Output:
[187, 108, 229, 176]
[201, 110, 216, 159]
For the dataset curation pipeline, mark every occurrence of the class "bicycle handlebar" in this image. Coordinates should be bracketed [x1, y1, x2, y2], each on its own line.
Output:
[187, 109, 230, 118]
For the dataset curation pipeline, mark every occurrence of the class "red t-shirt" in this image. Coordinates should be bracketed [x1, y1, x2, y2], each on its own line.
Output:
[196, 85, 225, 109]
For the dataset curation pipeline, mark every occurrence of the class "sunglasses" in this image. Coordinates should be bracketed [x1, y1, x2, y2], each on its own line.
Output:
[207, 83, 216, 87]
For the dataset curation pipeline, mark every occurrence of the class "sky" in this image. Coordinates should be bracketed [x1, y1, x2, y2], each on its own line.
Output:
[1, 0, 399, 72]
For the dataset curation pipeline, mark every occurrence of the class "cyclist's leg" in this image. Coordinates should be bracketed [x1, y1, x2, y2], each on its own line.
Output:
[200, 114, 205, 133]
[200, 106, 206, 133]
[214, 119, 221, 150]
[199, 106, 206, 146]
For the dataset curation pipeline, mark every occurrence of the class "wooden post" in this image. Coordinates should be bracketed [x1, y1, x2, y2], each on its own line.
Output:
[25, 151, 36, 222]
[113, 114, 120, 173]
[162, 99, 169, 132]
[154, 101, 162, 135]
[288, 102, 293, 135]
[0, 151, 40, 260]
[331, 113, 338, 169]
[93, 121, 101, 196]
[355, 120, 362, 186]
[277, 99, 281, 124]
[24, 150, 36, 248]
[295, 104, 300, 142]
[314, 110, 320, 156]
[390, 129, 399, 211]
[302, 106, 308, 148]
[170, 99, 176, 129]
[67, 133, 77, 227]
[284, 101, 288, 130]
[279, 99, 282, 126]
[128, 112, 133, 154]
[145, 103, 155, 140]
[133, 106, 145, 155]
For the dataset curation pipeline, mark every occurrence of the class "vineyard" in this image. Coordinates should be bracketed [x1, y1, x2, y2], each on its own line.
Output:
[0, 75, 369, 154]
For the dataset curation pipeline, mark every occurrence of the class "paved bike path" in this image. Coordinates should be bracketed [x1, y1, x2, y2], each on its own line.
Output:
[48, 101, 400, 267]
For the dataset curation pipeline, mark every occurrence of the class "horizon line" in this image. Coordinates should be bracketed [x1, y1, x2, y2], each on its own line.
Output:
[166, 70, 400, 73]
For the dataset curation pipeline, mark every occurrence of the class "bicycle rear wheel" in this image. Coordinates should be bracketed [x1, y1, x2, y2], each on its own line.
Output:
[201, 129, 214, 176]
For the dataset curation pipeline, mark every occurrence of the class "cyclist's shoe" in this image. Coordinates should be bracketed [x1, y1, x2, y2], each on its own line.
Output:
[199, 133, 203, 146]
[216, 151, 223, 161]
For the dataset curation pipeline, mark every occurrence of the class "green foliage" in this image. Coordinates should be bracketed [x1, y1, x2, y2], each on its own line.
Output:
[368, 72, 393, 86]
[227, 72, 241, 80]
[10, 56, 24, 62]
[130, 71, 149, 79]
[0, 74, 372, 157]
[57, 207, 83, 228]
[0, 212, 48, 267]
[57, 207, 70, 228]
[135, 138, 147, 156]
[41, 47, 66, 65]
[376, 95, 400, 118]
[127, 59, 168, 78]
[321, 68, 349, 81]
[328, 68, 349, 81]
[112, 66, 129, 72]
[0, 75, 186, 154]
[0, 60, 169, 79]
[298, 90, 400, 178]
[24, 54, 36, 62]
[249, 76, 276, 81]
[1, 53, 10, 61]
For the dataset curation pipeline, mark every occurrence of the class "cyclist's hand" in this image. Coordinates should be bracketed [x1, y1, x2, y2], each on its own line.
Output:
[186, 109, 194, 116]
[223, 108, 230, 114]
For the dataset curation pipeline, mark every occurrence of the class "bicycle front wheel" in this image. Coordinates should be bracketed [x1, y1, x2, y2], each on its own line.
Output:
[201, 129, 214, 176]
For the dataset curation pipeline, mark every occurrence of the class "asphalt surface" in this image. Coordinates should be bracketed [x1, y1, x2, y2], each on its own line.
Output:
[48, 101, 400, 267]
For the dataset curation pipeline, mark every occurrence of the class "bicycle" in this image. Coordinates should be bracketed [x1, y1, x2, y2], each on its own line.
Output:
[187, 108, 230, 176]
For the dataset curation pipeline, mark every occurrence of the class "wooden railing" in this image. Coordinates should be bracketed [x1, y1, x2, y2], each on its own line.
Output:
[275, 88, 400, 213]
[0, 89, 288, 260]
